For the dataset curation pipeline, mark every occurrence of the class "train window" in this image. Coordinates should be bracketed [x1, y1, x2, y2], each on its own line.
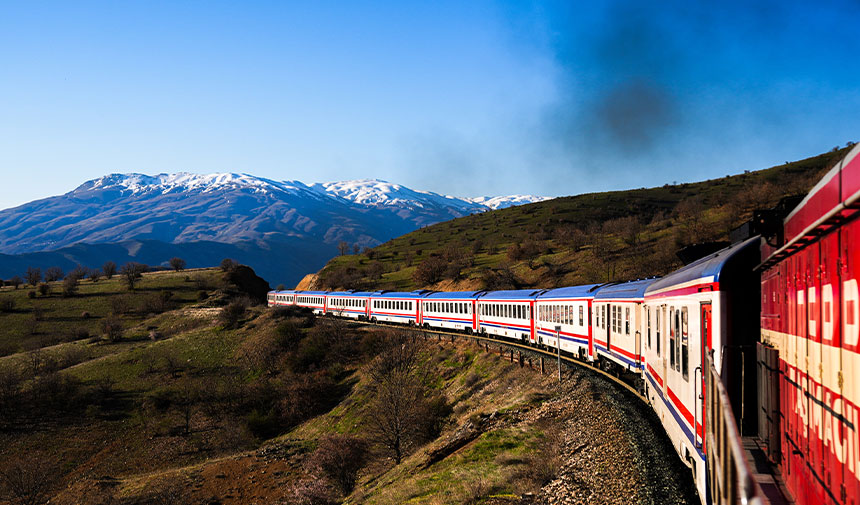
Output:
[579, 306, 584, 326]
[675, 309, 681, 371]
[669, 307, 676, 371]
[681, 307, 689, 381]
[646, 307, 651, 349]
[625, 307, 630, 335]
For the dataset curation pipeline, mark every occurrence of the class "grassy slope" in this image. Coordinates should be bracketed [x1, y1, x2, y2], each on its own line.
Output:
[0, 268, 259, 499]
[316, 147, 851, 291]
[0, 268, 221, 357]
[0, 269, 694, 504]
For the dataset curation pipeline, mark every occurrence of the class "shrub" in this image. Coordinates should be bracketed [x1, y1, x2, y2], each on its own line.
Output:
[285, 476, 336, 505]
[220, 258, 237, 272]
[142, 291, 174, 314]
[62, 275, 79, 297]
[197, 290, 209, 301]
[245, 408, 280, 440]
[220, 298, 249, 328]
[0, 298, 14, 313]
[309, 435, 369, 495]
[37, 283, 50, 297]
[275, 321, 303, 351]
[102, 316, 124, 342]
[80, 311, 91, 319]
[27, 291, 36, 299]
[110, 295, 133, 315]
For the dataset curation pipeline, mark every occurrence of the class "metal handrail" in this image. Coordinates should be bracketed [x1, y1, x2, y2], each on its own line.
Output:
[705, 353, 764, 505]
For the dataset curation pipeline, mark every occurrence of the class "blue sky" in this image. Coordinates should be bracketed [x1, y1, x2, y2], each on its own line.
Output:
[1, 0, 858, 210]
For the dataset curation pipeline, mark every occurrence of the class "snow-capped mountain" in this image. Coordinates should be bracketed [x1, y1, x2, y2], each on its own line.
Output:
[467, 194, 553, 210]
[0, 173, 549, 285]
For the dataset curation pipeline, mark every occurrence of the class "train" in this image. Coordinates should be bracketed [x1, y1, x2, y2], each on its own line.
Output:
[267, 143, 860, 505]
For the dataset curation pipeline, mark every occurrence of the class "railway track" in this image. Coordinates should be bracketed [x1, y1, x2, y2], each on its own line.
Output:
[349, 318, 647, 402]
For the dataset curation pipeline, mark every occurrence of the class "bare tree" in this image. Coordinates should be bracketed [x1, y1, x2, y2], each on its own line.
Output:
[0, 455, 58, 505]
[68, 265, 88, 281]
[169, 257, 186, 272]
[25, 267, 41, 287]
[119, 262, 147, 290]
[102, 261, 117, 279]
[7, 276, 21, 290]
[338, 241, 349, 256]
[88, 268, 101, 283]
[173, 378, 199, 436]
[365, 332, 445, 464]
[44, 267, 63, 282]
[352, 243, 360, 255]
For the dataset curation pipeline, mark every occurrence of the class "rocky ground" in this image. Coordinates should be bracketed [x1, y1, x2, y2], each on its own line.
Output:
[527, 368, 698, 505]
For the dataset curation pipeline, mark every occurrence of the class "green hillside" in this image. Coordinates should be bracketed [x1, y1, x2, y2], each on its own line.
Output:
[316, 146, 853, 291]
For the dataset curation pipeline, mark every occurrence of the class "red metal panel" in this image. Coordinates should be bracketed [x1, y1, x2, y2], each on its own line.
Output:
[823, 233, 843, 502]
[842, 220, 860, 505]
[785, 172, 841, 242]
[841, 146, 860, 204]
[807, 243, 828, 504]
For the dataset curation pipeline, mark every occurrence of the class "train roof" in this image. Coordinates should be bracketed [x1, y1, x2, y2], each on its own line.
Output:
[371, 290, 428, 298]
[537, 284, 601, 299]
[480, 289, 544, 300]
[423, 291, 485, 299]
[295, 290, 328, 295]
[645, 236, 759, 294]
[327, 291, 375, 297]
[594, 279, 657, 300]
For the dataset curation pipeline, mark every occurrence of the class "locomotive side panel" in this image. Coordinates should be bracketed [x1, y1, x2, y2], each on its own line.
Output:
[841, 219, 860, 505]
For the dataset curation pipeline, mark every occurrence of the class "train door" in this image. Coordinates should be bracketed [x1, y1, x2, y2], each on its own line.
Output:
[662, 305, 669, 397]
[789, 251, 811, 502]
[841, 221, 859, 505]
[528, 301, 536, 343]
[821, 231, 845, 501]
[807, 243, 827, 504]
[634, 303, 642, 368]
[606, 304, 612, 353]
[588, 300, 594, 359]
[699, 302, 711, 450]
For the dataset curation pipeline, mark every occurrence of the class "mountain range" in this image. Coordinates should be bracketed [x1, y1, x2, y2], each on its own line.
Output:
[0, 173, 548, 286]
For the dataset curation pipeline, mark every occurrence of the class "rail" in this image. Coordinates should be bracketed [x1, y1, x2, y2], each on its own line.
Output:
[289, 310, 767, 505]
[352, 319, 646, 401]
[705, 352, 764, 505]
